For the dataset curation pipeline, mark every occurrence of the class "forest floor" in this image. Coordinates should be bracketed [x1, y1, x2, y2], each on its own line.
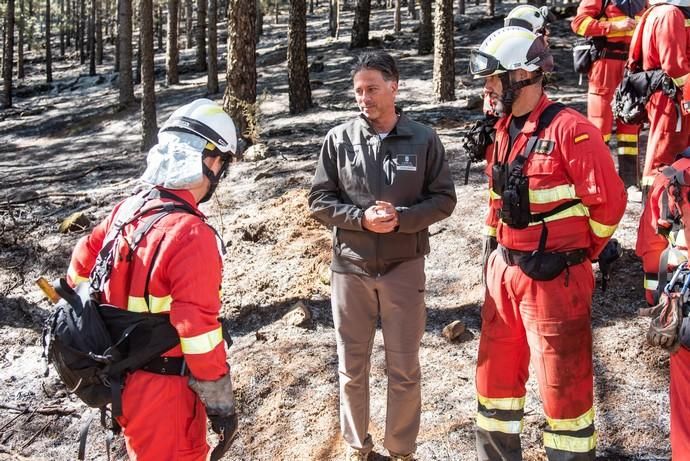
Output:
[0, 2, 674, 461]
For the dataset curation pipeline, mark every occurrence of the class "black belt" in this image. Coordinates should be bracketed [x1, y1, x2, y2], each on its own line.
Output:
[140, 356, 188, 376]
[498, 245, 588, 267]
[601, 50, 627, 61]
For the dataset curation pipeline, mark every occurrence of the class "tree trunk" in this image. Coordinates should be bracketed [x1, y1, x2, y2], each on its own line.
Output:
[407, 0, 416, 18]
[46, 0, 53, 82]
[274, 0, 279, 24]
[97, 0, 103, 63]
[350, 0, 370, 48]
[135, 33, 141, 84]
[79, 0, 86, 63]
[433, 0, 454, 101]
[256, 1, 263, 40]
[59, 0, 65, 55]
[2, 0, 15, 108]
[114, 0, 120, 71]
[185, 0, 193, 47]
[457, 0, 463, 15]
[156, 4, 163, 51]
[66, 0, 71, 47]
[118, 0, 135, 106]
[89, 0, 96, 75]
[207, 0, 218, 93]
[393, 0, 400, 33]
[166, 0, 179, 84]
[224, 0, 257, 144]
[487, 0, 493, 17]
[140, 0, 158, 151]
[287, 0, 311, 114]
[196, 0, 206, 70]
[418, 0, 431, 55]
[309, 0, 313, 13]
[328, 0, 336, 37]
[18, 0, 25, 79]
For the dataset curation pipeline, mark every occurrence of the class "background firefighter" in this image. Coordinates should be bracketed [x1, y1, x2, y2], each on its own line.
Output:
[571, 0, 647, 188]
[635, 152, 690, 456]
[628, 0, 690, 190]
[469, 27, 627, 461]
[66, 99, 239, 460]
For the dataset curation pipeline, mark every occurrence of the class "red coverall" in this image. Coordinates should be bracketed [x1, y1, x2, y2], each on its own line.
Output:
[67, 188, 227, 461]
[631, 4, 690, 188]
[477, 95, 627, 461]
[635, 156, 690, 457]
[572, 0, 646, 187]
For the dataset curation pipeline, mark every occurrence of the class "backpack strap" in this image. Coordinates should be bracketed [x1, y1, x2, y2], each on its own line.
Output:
[508, 103, 566, 176]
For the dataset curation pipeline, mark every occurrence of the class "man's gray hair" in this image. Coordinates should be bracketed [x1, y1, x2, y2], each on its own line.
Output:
[351, 51, 400, 83]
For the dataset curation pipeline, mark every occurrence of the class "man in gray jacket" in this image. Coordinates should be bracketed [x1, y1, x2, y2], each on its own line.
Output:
[308, 51, 456, 461]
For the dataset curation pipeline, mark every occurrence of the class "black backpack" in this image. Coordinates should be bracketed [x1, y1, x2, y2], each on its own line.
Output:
[42, 188, 203, 459]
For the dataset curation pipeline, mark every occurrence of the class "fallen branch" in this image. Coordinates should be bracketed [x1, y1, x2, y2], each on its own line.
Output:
[0, 192, 89, 207]
[0, 403, 77, 416]
[21, 419, 52, 450]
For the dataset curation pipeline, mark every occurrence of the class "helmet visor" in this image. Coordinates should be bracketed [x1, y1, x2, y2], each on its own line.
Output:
[469, 50, 503, 77]
[525, 34, 554, 72]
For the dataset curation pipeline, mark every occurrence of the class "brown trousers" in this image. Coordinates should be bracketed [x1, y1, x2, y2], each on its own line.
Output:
[331, 257, 426, 456]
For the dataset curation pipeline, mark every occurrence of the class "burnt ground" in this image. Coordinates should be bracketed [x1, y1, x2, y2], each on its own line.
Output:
[0, 3, 673, 460]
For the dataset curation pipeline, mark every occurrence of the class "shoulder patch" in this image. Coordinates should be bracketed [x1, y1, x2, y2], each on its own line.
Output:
[534, 139, 555, 155]
[574, 133, 590, 144]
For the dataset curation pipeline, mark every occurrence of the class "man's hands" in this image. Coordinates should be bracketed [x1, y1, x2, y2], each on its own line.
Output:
[609, 17, 636, 33]
[362, 201, 399, 233]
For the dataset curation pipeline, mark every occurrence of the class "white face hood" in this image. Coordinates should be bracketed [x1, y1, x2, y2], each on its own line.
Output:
[140, 131, 207, 189]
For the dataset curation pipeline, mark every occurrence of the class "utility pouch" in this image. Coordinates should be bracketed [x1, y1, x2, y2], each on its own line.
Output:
[517, 222, 569, 281]
[491, 163, 509, 196]
[500, 175, 531, 229]
[573, 36, 607, 75]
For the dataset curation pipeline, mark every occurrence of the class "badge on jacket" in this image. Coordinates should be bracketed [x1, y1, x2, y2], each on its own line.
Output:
[395, 154, 417, 171]
[534, 139, 555, 155]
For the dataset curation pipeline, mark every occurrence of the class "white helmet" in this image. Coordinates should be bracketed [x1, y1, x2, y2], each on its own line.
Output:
[160, 98, 238, 154]
[469, 27, 554, 78]
[504, 5, 550, 33]
[649, 0, 690, 4]
[141, 99, 239, 193]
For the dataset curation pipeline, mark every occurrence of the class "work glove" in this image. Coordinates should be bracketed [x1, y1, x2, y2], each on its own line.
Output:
[481, 235, 498, 288]
[597, 238, 622, 292]
[640, 293, 683, 353]
[189, 373, 239, 460]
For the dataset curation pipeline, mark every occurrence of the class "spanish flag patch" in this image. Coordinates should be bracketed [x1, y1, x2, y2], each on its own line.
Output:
[574, 133, 590, 144]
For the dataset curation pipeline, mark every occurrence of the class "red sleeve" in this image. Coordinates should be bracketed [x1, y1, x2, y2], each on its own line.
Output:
[656, 9, 690, 81]
[562, 119, 627, 259]
[165, 220, 228, 381]
[572, 0, 611, 37]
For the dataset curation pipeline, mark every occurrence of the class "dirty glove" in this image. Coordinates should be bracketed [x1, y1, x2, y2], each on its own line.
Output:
[189, 373, 238, 460]
[481, 235, 498, 288]
[597, 238, 622, 292]
[640, 293, 683, 353]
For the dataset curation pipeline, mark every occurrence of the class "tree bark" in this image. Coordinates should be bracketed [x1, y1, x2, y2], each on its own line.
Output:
[457, 0, 464, 15]
[350, 0, 370, 48]
[274, 0, 279, 24]
[59, 0, 65, 55]
[256, 1, 263, 40]
[89, 0, 96, 75]
[118, 0, 135, 106]
[433, 0, 454, 101]
[18, 0, 25, 79]
[393, 0, 400, 33]
[185, 0, 193, 47]
[196, 0, 207, 70]
[140, 0, 158, 151]
[66, 0, 71, 47]
[207, 0, 218, 93]
[223, 0, 257, 144]
[97, 0, 103, 63]
[287, 0, 311, 114]
[407, 0, 416, 18]
[2, 0, 15, 108]
[418, 0, 431, 55]
[155, 4, 163, 51]
[328, 0, 337, 37]
[487, 0, 493, 17]
[79, 0, 86, 63]
[166, 0, 179, 84]
[46, 0, 53, 82]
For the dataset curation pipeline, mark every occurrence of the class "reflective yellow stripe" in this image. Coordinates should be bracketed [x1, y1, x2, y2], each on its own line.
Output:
[673, 73, 689, 87]
[546, 408, 595, 432]
[576, 17, 595, 36]
[617, 134, 638, 142]
[520, 203, 590, 227]
[476, 413, 523, 434]
[67, 265, 89, 285]
[644, 277, 659, 290]
[642, 176, 656, 186]
[490, 188, 501, 200]
[617, 146, 638, 155]
[603, 133, 612, 143]
[529, 185, 577, 205]
[127, 295, 172, 313]
[485, 226, 497, 237]
[543, 431, 597, 453]
[477, 393, 526, 411]
[589, 219, 617, 238]
[606, 29, 634, 38]
[180, 326, 223, 354]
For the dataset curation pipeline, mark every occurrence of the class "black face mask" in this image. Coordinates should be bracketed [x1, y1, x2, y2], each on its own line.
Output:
[199, 155, 230, 204]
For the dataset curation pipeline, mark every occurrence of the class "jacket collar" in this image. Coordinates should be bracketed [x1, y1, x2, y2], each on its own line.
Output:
[357, 107, 414, 138]
[156, 187, 206, 218]
[496, 93, 552, 136]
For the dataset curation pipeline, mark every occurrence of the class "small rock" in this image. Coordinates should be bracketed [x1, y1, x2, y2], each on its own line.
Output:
[442, 320, 466, 341]
[283, 301, 312, 327]
[58, 212, 91, 233]
[309, 60, 325, 73]
[243, 143, 270, 161]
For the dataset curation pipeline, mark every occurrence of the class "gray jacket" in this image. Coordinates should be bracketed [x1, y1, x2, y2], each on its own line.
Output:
[308, 112, 456, 276]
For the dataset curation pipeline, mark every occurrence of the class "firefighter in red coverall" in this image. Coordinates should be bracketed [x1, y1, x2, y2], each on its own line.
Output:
[470, 27, 627, 460]
[572, 0, 647, 187]
[635, 151, 690, 457]
[629, 0, 690, 190]
[66, 99, 239, 460]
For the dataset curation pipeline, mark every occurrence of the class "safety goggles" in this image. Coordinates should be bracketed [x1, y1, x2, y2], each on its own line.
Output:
[469, 50, 504, 77]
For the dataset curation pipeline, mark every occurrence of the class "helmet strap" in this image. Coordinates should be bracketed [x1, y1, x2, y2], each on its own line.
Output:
[199, 153, 231, 203]
[500, 71, 543, 115]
